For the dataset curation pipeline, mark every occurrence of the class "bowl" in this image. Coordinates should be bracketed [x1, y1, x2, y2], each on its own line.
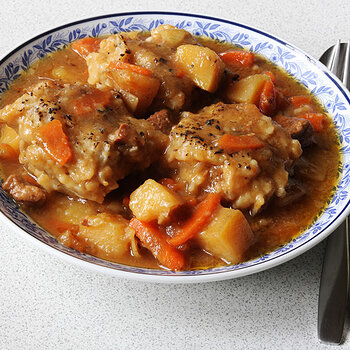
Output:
[1, 12, 350, 283]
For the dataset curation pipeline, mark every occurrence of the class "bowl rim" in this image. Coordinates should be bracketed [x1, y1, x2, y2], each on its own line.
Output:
[1, 10, 350, 283]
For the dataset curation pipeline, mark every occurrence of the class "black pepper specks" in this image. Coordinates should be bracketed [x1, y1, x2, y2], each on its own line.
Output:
[206, 119, 215, 126]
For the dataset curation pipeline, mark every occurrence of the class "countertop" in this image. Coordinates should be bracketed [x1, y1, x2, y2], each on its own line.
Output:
[1, 1, 350, 349]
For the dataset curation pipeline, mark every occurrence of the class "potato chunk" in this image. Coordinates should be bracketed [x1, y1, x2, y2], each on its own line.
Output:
[196, 206, 254, 264]
[226, 74, 269, 105]
[129, 179, 183, 224]
[0, 125, 20, 152]
[77, 212, 132, 260]
[150, 24, 192, 47]
[175, 44, 224, 92]
[109, 69, 160, 114]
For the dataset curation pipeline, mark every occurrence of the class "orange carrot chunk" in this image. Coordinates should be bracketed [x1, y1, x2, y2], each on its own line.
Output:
[71, 37, 101, 58]
[289, 95, 312, 108]
[108, 61, 152, 76]
[72, 88, 111, 116]
[38, 119, 73, 166]
[219, 50, 254, 67]
[259, 79, 276, 116]
[299, 113, 326, 132]
[263, 71, 275, 83]
[129, 218, 185, 271]
[169, 193, 221, 247]
[218, 134, 264, 153]
[0, 144, 18, 161]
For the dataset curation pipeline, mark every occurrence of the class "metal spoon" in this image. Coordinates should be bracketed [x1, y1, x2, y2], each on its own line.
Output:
[318, 40, 350, 344]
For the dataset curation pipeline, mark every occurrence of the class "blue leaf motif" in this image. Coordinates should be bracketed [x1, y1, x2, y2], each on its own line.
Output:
[209, 24, 220, 30]
[232, 33, 239, 41]
[340, 145, 350, 154]
[177, 20, 186, 29]
[204, 23, 210, 30]
[125, 17, 132, 25]
[196, 21, 203, 29]
[285, 54, 295, 59]
[149, 20, 154, 30]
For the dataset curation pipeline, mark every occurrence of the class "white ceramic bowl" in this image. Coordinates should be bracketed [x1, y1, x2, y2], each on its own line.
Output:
[1, 12, 350, 283]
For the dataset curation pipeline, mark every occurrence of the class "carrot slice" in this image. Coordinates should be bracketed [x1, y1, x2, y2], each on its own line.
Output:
[38, 119, 73, 166]
[71, 37, 101, 58]
[0, 143, 18, 161]
[263, 71, 275, 83]
[289, 95, 312, 108]
[72, 88, 111, 116]
[108, 61, 152, 76]
[299, 113, 326, 132]
[218, 134, 264, 153]
[259, 79, 276, 116]
[129, 218, 185, 271]
[219, 50, 254, 67]
[169, 193, 221, 246]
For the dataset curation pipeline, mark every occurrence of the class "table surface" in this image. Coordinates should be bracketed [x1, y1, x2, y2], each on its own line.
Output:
[1, 1, 350, 349]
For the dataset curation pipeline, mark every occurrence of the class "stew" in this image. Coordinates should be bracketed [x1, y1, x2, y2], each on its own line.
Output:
[0, 25, 340, 270]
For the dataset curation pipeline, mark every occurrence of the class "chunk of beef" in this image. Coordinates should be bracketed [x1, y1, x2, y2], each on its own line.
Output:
[273, 179, 306, 207]
[273, 115, 314, 147]
[3, 175, 46, 203]
[110, 123, 145, 146]
[147, 109, 173, 134]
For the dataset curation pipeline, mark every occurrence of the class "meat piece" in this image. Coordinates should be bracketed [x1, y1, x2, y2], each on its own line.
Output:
[147, 109, 173, 134]
[165, 102, 302, 214]
[110, 123, 145, 146]
[3, 175, 46, 203]
[273, 115, 314, 147]
[273, 179, 306, 207]
[0, 81, 167, 203]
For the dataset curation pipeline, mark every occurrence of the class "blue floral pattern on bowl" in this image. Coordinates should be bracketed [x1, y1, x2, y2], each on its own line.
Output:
[1, 12, 349, 281]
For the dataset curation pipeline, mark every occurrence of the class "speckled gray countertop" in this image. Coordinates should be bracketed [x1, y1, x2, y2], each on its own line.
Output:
[1, 1, 350, 349]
